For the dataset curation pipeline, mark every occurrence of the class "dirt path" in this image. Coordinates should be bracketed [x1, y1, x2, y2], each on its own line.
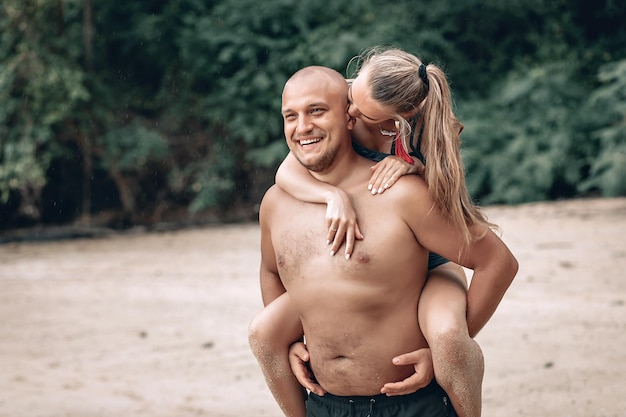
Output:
[1, 198, 625, 417]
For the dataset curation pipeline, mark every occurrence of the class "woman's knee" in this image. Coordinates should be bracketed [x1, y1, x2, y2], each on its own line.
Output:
[248, 309, 280, 356]
[421, 304, 468, 342]
[429, 324, 473, 358]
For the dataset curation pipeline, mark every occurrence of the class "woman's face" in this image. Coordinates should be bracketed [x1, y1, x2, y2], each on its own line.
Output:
[347, 68, 395, 125]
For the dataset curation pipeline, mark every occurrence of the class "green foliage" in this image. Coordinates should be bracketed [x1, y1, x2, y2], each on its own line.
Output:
[461, 58, 588, 204]
[247, 141, 289, 168]
[186, 153, 238, 213]
[96, 122, 168, 172]
[0, 0, 89, 207]
[580, 59, 626, 196]
[1, 0, 625, 228]
[0, 139, 46, 204]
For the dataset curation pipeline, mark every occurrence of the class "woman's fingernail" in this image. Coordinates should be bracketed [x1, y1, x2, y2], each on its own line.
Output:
[345, 254, 351, 260]
[330, 250, 335, 256]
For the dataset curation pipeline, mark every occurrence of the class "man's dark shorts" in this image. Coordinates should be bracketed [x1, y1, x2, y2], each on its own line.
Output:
[306, 380, 457, 417]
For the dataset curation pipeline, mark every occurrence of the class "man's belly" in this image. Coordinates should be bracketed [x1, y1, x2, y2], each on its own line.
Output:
[302, 309, 428, 396]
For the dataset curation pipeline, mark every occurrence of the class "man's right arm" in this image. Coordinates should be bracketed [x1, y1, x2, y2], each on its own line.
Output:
[259, 187, 286, 306]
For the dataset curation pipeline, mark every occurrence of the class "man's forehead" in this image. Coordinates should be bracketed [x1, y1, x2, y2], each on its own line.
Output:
[283, 82, 332, 107]
[281, 93, 330, 113]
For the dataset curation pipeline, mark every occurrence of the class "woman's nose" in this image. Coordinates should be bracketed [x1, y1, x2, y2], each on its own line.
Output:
[347, 103, 358, 118]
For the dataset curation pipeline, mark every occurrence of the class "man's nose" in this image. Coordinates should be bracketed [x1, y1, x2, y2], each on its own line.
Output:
[296, 116, 313, 133]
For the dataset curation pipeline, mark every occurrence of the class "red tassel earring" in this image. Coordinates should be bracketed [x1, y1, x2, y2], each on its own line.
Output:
[394, 131, 414, 165]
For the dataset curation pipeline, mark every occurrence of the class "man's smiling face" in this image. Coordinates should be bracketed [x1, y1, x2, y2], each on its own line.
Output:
[281, 69, 352, 173]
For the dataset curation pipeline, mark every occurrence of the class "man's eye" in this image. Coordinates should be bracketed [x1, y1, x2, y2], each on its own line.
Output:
[311, 108, 324, 114]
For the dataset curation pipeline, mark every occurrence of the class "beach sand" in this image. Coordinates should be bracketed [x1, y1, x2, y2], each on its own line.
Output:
[1, 197, 625, 417]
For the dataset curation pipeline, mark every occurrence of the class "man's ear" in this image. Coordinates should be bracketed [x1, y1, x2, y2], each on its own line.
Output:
[347, 115, 356, 130]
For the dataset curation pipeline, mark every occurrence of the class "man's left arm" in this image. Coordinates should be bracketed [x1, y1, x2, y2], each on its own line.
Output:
[457, 227, 518, 337]
[402, 178, 519, 337]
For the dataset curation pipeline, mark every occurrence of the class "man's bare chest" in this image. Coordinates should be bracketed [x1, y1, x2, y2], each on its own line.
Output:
[270, 197, 421, 285]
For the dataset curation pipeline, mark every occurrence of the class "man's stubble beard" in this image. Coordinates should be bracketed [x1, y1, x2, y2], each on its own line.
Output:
[295, 150, 338, 172]
[292, 136, 340, 173]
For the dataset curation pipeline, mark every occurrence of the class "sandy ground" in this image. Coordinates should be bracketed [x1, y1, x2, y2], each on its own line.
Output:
[0, 197, 625, 417]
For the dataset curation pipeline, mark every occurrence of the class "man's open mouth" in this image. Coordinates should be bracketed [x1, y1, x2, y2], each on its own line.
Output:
[299, 138, 321, 146]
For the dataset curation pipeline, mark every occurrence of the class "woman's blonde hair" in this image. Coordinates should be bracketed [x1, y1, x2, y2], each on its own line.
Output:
[354, 47, 495, 247]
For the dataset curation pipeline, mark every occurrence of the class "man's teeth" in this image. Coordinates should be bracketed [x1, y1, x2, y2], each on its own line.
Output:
[299, 138, 321, 145]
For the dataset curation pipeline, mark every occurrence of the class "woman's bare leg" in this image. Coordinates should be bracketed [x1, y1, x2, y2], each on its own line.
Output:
[248, 293, 306, 417]
[419, 263, 484, 417]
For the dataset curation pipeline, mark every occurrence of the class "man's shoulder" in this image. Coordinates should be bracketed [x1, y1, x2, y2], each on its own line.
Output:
[260, 184, 298, 211]
[393, 174, 429, 196]
[383, 175, 438, 224]
[263, 183, 281, 197]
[260, 184, 283, 206]
[259, 185, 283, 226]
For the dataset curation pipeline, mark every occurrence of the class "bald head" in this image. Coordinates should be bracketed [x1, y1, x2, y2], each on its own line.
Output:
[283, 66, 349, 106]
